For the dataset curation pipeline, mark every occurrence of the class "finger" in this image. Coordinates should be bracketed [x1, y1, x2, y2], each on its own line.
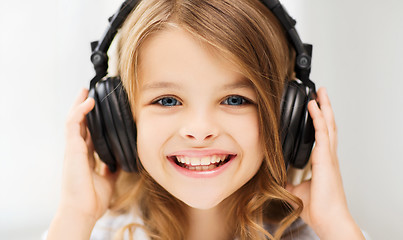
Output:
[308, 100, 341, 175]
[79, 108, 91, 139]
[99, 162, 120, 186]
[71, 88, 90, 109]
[286, 181, 311, 212]
[86, 128, 96, 169]
[308, 100, 331, 152]
[66, 97, 95, 139]
[285, 184, 298, 209]
[316, 88, 338, 150]
[64, 97, 96, 173]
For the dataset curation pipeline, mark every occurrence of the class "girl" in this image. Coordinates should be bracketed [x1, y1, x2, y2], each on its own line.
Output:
[47, 0, 365, 239]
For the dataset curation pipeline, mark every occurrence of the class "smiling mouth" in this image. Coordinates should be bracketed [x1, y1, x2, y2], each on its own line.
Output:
[168, 154, 235, 171]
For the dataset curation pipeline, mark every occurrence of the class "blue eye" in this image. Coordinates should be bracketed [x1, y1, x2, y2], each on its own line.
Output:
[154, 97, 181, 106]
[223, 95, 248, 106]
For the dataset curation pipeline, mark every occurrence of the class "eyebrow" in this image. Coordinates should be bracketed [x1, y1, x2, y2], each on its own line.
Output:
[141, 77, 253, 92]
[142, 81, 182, 91]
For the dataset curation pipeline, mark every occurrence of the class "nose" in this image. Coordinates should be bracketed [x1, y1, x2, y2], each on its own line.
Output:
[179, 109, 219, 142]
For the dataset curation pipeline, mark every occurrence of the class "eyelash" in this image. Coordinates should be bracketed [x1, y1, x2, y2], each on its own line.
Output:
[151, 95, 253, 107]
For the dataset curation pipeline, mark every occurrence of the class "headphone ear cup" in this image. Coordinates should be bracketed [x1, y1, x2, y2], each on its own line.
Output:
[87, 80, 117, 172]
[86, 77, 138, 172]
[280, 80, 315, 169]
[292, 86, 315, 168]
[109, 77, 138, 172]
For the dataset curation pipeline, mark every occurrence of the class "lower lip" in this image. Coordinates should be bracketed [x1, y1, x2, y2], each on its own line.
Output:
[167, 155, 236, 178]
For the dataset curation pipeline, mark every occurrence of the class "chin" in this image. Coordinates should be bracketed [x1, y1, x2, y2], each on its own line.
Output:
[174, 189, 229, 210]
[182, 198, 222, 210]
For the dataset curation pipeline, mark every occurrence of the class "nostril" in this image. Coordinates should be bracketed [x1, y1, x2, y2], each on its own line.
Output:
[185, 134, 196, 139]
[185, 133, 215, 141]
[204, 134, 214, 140]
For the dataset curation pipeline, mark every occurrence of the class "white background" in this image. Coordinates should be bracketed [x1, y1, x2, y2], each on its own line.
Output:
[0, 0, 402, 239]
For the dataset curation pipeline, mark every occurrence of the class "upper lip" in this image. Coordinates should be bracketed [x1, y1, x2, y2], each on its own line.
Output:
[166, 149, 237, 158]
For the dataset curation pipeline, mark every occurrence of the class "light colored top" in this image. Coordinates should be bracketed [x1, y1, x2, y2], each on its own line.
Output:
[88, 210, 319, 240]
[42, 211, 372, 239]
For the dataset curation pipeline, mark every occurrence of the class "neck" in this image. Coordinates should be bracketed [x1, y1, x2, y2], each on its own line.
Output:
[187, 203, 231, 240]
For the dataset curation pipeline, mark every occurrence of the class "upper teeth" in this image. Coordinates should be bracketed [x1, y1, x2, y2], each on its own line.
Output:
[175, 155, 229, 166]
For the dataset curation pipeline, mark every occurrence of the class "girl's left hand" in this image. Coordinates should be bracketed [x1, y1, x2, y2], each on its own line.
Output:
[286, 88, 364, 240]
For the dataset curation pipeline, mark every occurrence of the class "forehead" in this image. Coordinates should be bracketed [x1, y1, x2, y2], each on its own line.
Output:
[137, 26, 253, 91]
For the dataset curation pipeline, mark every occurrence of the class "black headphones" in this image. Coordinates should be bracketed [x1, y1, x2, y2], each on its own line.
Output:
[86, 0, 316, 172]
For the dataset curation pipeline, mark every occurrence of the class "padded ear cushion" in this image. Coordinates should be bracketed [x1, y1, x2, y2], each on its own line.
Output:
[109, 77, 138, 172]
[101, 78, 135, 172]
[280, 80, 310, 168]
[280, 81, 295, 148]
[96, 79, 128, 171]
[87, 77, 139, 172]
[87, 83, 117, 172]
[292, 87, 315, 168]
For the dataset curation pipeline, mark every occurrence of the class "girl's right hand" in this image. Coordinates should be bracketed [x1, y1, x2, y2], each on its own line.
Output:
[47, 89, 119, 239]
[59, 88, 118, 223]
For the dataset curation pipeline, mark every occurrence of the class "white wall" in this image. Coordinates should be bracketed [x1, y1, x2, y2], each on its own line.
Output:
[0, 0, 121, 239]
[0, 0, 402, 239]
[282, 0, 403, 239]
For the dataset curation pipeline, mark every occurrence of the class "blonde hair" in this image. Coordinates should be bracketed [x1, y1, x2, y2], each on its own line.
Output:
[110, 0, 303, 239]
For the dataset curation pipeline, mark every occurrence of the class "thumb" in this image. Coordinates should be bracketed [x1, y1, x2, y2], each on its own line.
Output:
[99, 163, 120, 186]
[286, 183, 295, 192]
[286, 181, 311, 207]
[285, 183, 299, 210]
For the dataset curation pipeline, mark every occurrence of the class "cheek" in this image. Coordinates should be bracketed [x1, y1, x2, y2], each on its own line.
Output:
[221, 111, 263, 173]
[135, 112, 174, 170]
[222, 111, 261, 152]
[234, 113, 263, 169]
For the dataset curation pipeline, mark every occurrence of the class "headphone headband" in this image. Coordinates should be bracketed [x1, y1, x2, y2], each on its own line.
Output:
[90, 0, 314, 90]
[90, 0, 140, 86]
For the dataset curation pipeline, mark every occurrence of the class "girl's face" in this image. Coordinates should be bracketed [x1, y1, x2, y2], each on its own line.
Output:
[134, 27, 264, 209]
